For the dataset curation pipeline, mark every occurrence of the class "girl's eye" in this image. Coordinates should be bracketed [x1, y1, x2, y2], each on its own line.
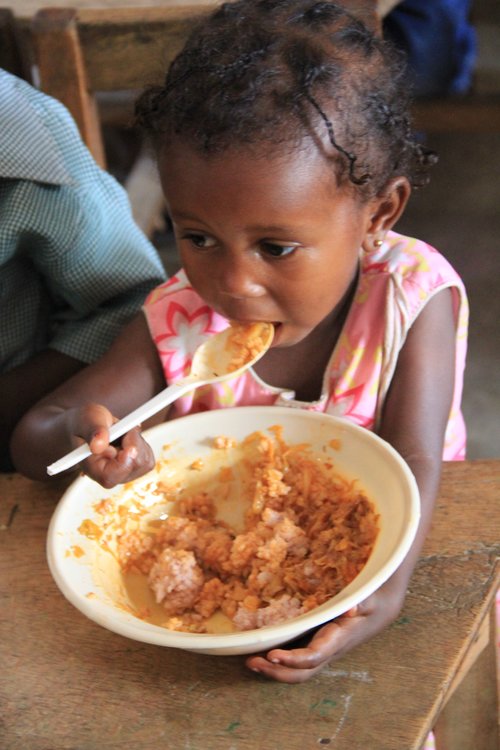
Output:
[261, 242, 298, 258]
[183, 233, 217, 249]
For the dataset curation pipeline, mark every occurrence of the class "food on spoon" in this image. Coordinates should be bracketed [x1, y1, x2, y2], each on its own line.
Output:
[225, 321, 273, 372]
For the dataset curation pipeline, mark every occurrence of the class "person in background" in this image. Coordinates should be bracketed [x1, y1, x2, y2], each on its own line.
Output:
[0, 68, 166, 471]
[384, 0, 476, 97]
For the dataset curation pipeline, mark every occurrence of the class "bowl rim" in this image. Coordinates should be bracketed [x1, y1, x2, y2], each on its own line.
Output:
[46, 407, 420, 650]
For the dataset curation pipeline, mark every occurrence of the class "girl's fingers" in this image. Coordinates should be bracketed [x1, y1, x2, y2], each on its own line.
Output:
[245, 609, 378, 683]
[87, 427, 113, 454]
[120, 427, 154, 470]
[117, 444, 138, 465]
[268, 620, 350, 669]
[84, 427, 155, 487]
[246, 654, 323, 683]
[245, 621, 345, 683]
[69, 403, 115, 452]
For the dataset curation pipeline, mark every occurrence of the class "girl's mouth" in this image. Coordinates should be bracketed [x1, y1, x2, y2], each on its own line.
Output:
[270, 322, 283, 345]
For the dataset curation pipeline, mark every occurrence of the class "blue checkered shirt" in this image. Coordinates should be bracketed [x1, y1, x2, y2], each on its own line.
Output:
[0, 68, 166, 372]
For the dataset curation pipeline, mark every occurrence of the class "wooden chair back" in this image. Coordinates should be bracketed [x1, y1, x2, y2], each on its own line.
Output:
[27, 5, 217, 236]
[30, 5, 216, 169]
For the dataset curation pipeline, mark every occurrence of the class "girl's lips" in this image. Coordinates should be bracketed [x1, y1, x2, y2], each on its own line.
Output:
[271, 322, 283, 346]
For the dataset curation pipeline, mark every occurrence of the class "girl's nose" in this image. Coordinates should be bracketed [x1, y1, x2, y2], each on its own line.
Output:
[217, 253, 265, 299]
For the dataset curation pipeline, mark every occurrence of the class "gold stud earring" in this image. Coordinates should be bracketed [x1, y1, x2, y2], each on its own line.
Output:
[374, 238, 383, 248]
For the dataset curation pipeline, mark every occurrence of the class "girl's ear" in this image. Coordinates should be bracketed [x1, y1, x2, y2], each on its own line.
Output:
[362, 177, 411, 252]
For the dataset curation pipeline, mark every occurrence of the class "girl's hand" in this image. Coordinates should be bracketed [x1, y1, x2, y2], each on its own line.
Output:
[68, 403, 155, 488]
[245, 577, 405, 683]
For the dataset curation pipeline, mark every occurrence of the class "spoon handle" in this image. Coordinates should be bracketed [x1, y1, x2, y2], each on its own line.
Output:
[46, 378, 197, 476]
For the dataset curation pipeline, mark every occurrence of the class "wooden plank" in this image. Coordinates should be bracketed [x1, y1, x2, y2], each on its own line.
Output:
[442, 610, 490, 703]
[32, 7, 107, 166]
[3, 0, 218, 18]
[434, 605, 499, 750]
[76, 4, 215, 91]
[5, 0, 387, 21]
[67, 2, 379, 92]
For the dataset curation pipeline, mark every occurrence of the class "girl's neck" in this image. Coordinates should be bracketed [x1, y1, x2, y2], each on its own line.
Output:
[253, 266, 359, 402]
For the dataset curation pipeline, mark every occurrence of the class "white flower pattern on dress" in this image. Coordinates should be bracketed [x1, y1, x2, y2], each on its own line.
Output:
[153, 300, 221, 380]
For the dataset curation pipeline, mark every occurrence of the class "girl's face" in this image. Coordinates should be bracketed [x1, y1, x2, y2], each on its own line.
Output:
[159, 140, 378, 348]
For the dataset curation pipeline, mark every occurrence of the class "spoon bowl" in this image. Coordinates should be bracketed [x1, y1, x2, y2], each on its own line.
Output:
[47, 322, 274, 476]
[189, 321, 273, 380]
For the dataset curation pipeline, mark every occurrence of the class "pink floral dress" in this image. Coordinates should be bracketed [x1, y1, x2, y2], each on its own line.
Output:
[143, 231, 468, 460]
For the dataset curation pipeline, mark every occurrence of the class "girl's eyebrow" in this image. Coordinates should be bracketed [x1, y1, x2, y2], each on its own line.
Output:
[172, 212, 307, 236]
[168, 210, 205, 223]
[251, 226, 304, 237]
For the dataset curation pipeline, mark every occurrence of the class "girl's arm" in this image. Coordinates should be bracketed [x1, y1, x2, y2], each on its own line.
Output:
[10, 313, 166, 486]
[0, 350, 85, 471]
[246, 286, 457, 682]
[376, 284, 457, 589]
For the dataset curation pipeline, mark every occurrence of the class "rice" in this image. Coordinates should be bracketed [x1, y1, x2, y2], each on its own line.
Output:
[116, 427, 379, 633]
[225, 321, 272, 372]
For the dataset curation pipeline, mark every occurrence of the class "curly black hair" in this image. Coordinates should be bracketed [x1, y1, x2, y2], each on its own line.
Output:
[135, 0, 436, 198]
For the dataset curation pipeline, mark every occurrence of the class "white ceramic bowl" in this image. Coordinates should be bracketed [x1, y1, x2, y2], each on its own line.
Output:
[47, 407, 420, 655]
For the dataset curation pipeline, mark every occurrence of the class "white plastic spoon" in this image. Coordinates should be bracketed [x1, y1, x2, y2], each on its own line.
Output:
[46, 322, 274, 476]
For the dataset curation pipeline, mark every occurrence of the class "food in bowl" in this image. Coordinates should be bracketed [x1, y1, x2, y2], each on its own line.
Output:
[47, 408, 420, 655]
[87, 426, 379, 634]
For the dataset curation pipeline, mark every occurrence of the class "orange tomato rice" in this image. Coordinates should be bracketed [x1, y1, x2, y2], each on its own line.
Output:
[225, 321, 271, 372]
[116, 427, 379, 633]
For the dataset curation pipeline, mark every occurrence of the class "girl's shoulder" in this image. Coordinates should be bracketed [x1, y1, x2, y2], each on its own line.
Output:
[143, 269, 193, 306]
[358, 231, 468, 328]
[364, 231, 464, 288]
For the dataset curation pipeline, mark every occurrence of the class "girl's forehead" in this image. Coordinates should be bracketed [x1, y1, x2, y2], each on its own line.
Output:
[159, 137, 346, 198]
[159, 138, 368, 232]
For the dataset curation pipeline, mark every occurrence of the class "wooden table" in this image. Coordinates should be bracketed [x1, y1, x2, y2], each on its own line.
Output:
[1, 460, 498, 750]
[2, 0, 400, 18]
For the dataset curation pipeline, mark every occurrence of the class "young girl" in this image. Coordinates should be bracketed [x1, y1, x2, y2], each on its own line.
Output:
[11, 0, 468, 685]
